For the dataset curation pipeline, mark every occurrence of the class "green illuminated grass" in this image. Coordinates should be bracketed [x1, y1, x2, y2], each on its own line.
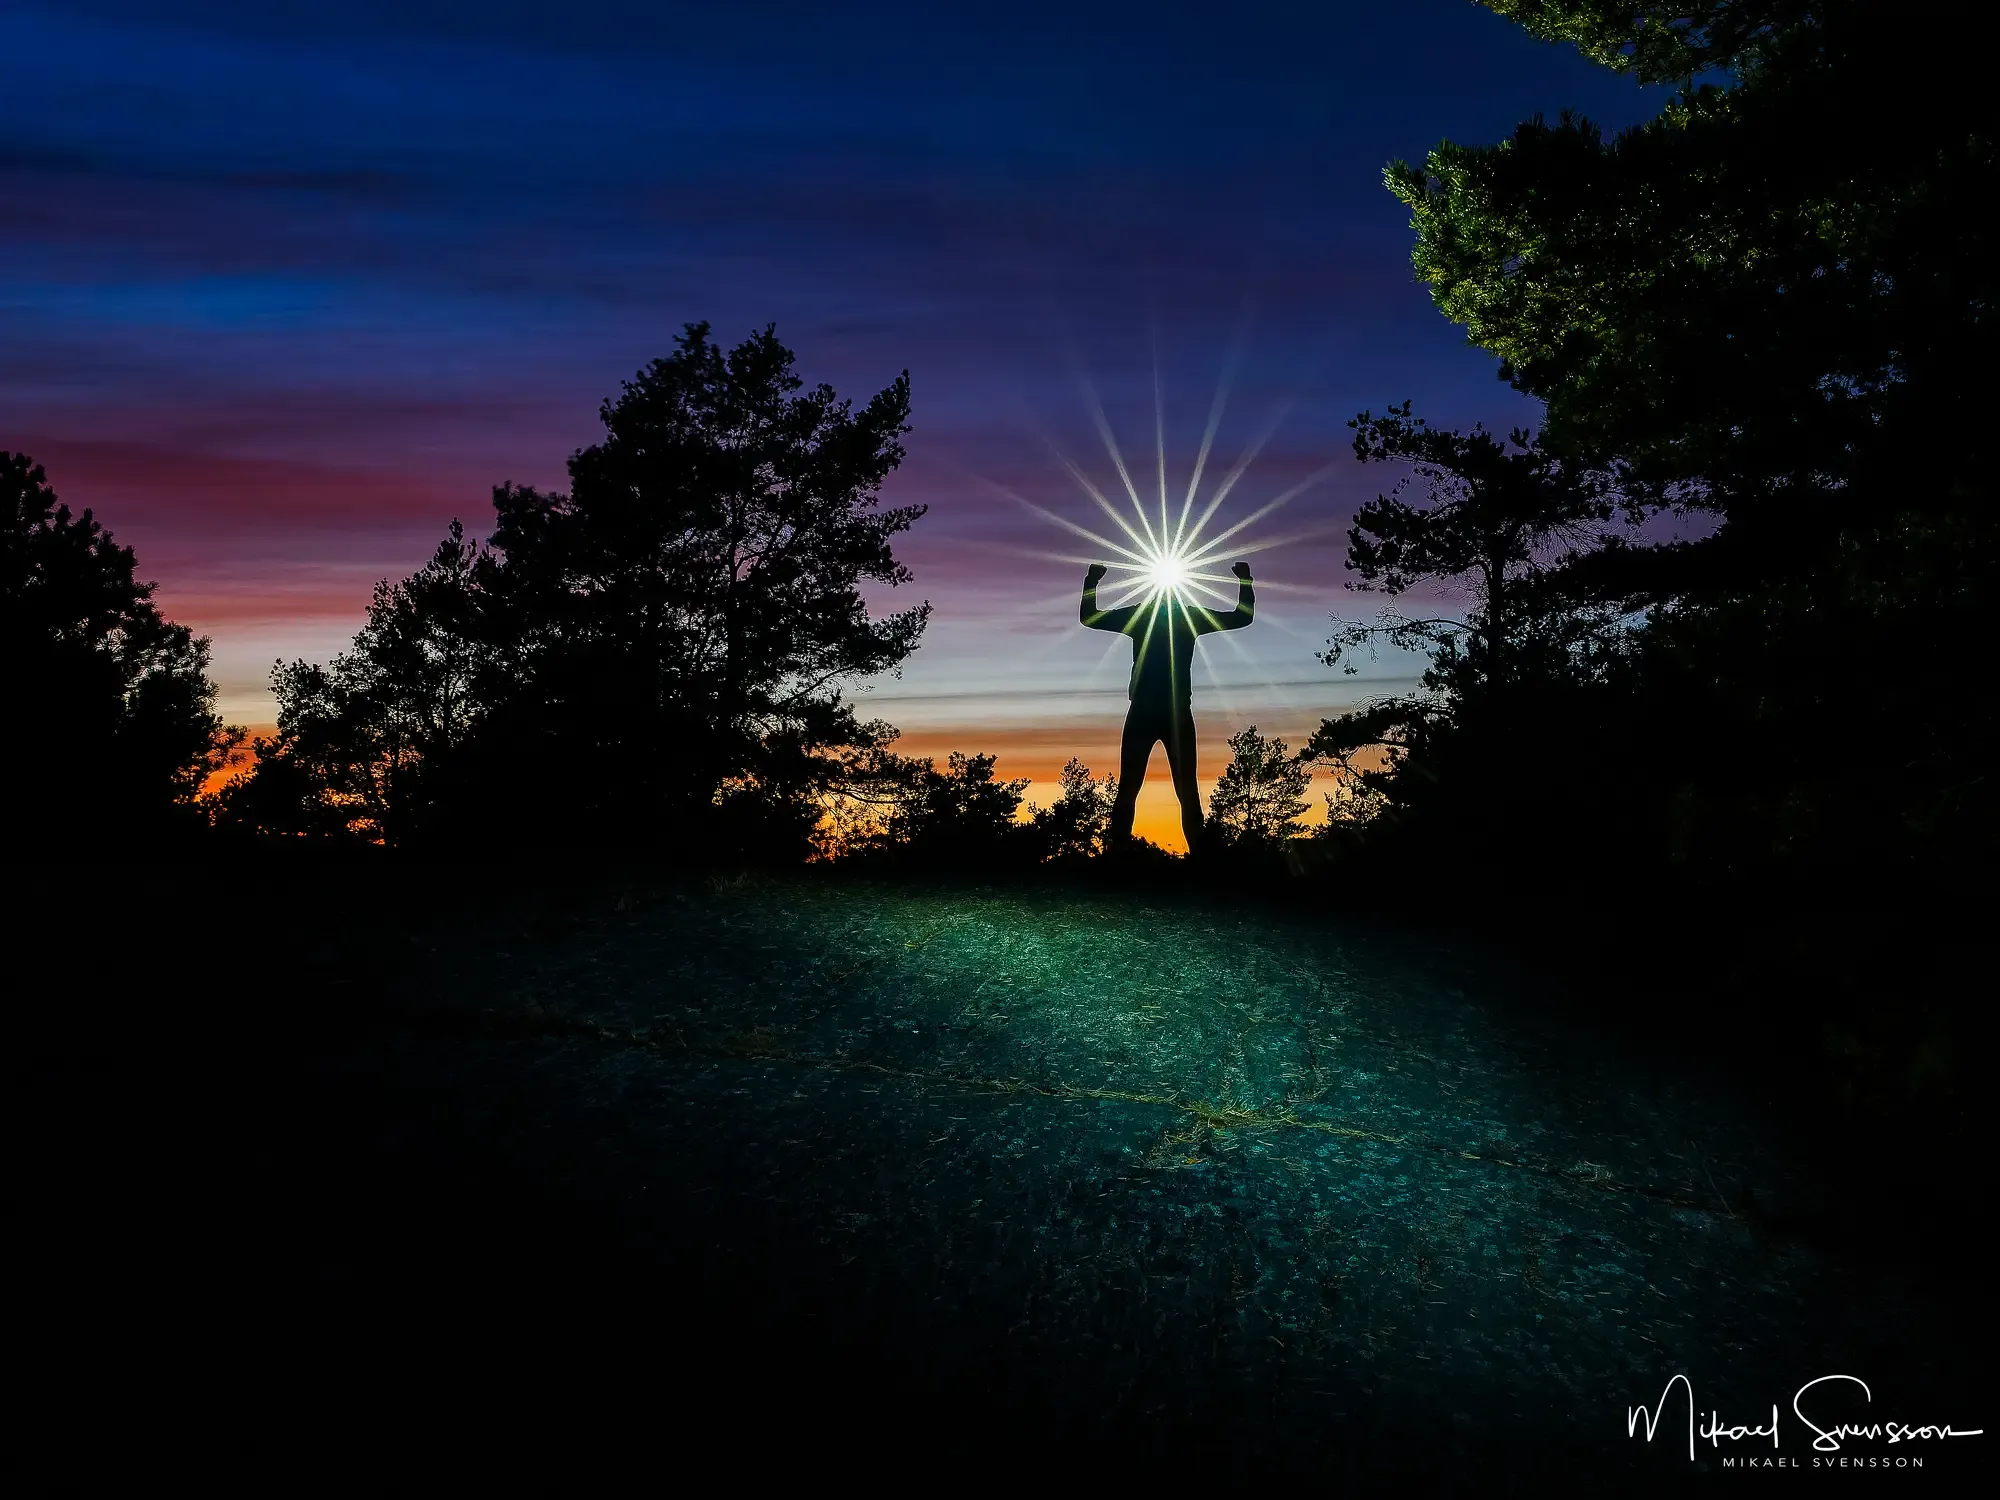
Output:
[377, 872, 1947, 1467]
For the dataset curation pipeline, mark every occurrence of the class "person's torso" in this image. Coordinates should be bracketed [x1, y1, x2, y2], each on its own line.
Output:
[1125, 605, 1199, 703]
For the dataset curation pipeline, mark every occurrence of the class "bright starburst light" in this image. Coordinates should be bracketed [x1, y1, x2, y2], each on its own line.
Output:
[1144, 548, 1193, 595]
[1005, 345, 1340, 617]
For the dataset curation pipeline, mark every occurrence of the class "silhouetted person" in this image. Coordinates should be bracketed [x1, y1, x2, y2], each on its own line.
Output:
[1081, 560, 1254, 851]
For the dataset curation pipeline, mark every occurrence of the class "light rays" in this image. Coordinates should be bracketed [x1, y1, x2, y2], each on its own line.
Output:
[1174, 337, 1239, 553]
[1075, 376, 1158, 553]
[1034, 342, 1335, 621]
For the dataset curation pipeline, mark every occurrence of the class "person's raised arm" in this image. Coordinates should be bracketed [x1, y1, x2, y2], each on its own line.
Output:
[1196, 561, 1256, 632]
[1080, 563, 1135, 631]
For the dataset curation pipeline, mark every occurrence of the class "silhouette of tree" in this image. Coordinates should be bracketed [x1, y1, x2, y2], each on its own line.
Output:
[831, 748, 1034, 866]
[225, 325, 928, 858]
[1029, 757, 1118, 862]
[4, 452, 231, 849]
[216, 523, 494, 842]
[474, 323, 927, 852]
[1396, 2, 1991, 562]
[1327, 405, 1611, 687]
[1369, 0, 1991, 1175]
[1342, 0, 1998, 898]
[1475, 1, 1821, 82]
[1309, 409, 1626, 847]
[1207, 726, 1311, 847]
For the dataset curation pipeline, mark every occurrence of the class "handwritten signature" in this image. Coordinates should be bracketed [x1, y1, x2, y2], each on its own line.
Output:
[1628, 1374, 1984, 1461]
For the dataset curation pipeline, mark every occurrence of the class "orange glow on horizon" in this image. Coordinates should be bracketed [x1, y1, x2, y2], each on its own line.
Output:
[195, 716, 1362, 855]
[198, 723, 274, 798]
[889, 711, 1342, 855]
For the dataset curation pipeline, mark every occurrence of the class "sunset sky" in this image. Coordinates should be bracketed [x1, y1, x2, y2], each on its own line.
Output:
[3, 1, 1660, 846]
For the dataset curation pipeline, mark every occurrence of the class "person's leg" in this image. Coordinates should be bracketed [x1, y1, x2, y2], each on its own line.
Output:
[1164, 702, 1204, 852]
[1110, 704, 1156, 845]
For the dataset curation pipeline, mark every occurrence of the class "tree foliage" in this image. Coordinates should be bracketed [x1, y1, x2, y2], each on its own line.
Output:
[825, 747, 1036, 867]
[4, 451, 230, 849]
[1328, 404, 1611, 684]
[482, 323, 928, 838]
[1310, 406, 1630, 857]
[225, 325, 930, 857]
[1395, 2, 1991, 584]
[1207, 726, 1311, 847]
[1480, 2, 1820, 85]
[1029, 758, 1119, 863]
[215, 523, 494, 842]
[1330, 0, 1998, 897]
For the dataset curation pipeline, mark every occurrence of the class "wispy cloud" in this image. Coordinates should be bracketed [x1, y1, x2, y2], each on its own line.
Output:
[2, 0, 1657, 724]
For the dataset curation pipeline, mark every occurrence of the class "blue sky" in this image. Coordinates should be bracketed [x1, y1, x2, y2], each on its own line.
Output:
[1, 0, 1662, 842]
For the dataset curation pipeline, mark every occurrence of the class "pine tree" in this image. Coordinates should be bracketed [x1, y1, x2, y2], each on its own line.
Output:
[1206, 726, 1310, 846]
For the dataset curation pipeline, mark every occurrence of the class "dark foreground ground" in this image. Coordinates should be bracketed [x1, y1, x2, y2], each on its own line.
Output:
[25, 866, 1990, 1487]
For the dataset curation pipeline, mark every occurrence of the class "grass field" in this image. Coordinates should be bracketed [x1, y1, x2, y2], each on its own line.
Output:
[36, 869, 1979, 1483]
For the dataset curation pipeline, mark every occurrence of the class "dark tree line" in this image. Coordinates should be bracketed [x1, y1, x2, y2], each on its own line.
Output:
[1305, 0, 1995, 920]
